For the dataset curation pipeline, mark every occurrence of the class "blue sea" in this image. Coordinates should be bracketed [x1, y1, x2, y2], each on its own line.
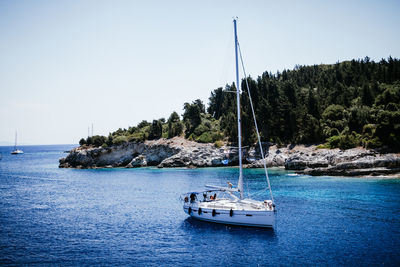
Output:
[0, 145, 399, 266]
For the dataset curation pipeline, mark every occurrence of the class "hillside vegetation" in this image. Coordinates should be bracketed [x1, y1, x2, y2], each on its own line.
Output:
[80, 56, 400, 152]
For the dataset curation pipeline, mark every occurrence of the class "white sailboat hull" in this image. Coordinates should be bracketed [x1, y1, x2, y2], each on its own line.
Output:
[11, 149, 24, 155]
[183, 203, 275, 228]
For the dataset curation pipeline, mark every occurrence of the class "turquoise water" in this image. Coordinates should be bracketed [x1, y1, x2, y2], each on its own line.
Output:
[0, 145, 399, 266]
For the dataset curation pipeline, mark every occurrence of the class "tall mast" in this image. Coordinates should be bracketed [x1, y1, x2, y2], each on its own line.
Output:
[234, 18, 244, 200]
[14, 131, 17, 150]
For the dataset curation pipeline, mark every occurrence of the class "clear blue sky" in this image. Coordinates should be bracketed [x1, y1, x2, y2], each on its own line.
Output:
[1, 0, 399, 145]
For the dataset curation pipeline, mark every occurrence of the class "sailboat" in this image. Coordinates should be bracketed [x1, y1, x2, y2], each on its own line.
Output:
[181, 18, 276, 228]
[11, 131, 24, 155]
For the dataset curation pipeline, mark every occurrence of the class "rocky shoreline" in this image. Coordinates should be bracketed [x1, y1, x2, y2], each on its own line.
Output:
[59, 137, 400, 177]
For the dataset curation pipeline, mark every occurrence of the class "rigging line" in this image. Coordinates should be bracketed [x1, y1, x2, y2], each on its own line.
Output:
[237, 41, 274, 204]
[249, 186, 271, 198]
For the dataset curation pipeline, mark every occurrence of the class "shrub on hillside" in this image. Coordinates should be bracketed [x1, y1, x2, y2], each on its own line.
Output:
[89, 135, 106, 147]
[214, 140, 224, 148]
[112, 135, 128, 145]
[79, 138, 86, 146]
[128, 132, 146, 143]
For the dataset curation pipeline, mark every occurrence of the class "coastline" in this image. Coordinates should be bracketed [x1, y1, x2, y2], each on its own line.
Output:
[59, 137, 400, 177]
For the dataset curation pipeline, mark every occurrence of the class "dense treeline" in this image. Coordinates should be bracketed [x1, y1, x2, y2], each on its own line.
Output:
[80, 57, 400, 151]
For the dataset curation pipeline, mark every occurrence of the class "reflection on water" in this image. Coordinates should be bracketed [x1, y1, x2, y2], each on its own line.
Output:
[182, 217, 276, 237]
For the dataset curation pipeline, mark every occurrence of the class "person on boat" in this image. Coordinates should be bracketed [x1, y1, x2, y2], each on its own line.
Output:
[210, 193, 217, 201]
[190, 193, 196, 203]
[227, 182, 233, 188]
[264, 200, 273, 210]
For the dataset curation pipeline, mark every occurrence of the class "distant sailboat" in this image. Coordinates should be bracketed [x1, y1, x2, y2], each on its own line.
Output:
[11, 131, 23, 155]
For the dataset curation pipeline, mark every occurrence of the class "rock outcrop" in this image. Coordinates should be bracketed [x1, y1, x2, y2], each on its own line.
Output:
[59, 142, 146, 168]
[59, 137, 259, 169]
[283, 147, 400, 176]
[59, 137, 400, 177]
[299, 154, 400, 176]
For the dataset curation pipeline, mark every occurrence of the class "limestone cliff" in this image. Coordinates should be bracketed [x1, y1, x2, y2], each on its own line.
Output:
[59, 137, 400, 177]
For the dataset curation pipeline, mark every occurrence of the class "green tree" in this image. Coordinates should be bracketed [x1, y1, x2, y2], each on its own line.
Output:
[137, 120, 150, 129]
[91, 135, 106, 147]
[361, 84, 374, 106]
[240, 89, 255, 145]
[105, 134, 113, 146]
[112, 135, 128, 145]
[220, 112, 237, 142]
[79, 138, 86, 146]
[86, 136, 92, 145]
[193, 99, 205, 113]
[207, 87, 224, 119]
[149, 119, 163, 140]
[168, 111, 180, 123]
[167, 111, 183, 138]
[307, 88, 320, 119]
[183, 101, 202, 137]
[348, 104, 371, 133]
[297, 114, 321, 143]
[321, 104, 347, 138]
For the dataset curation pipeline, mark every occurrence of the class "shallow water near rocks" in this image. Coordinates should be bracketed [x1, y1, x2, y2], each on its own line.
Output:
[0, 145, 399, 266]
